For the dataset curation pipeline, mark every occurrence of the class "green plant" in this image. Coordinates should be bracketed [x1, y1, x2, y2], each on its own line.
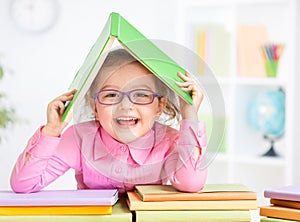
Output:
[0, 65, 15, 138]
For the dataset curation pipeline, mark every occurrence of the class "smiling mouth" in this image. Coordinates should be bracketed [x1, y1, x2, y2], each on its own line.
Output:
[116, 117, 139, 126]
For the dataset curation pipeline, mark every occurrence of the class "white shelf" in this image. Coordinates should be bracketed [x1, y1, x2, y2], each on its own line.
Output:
[232, 155, 286, 166]
[211, 76, 288, 87]
[177, 0, 298, 202]
[207, 152, 286, 166]
[235, 77, 287, 87]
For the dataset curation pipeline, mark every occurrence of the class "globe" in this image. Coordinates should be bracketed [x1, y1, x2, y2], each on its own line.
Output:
[248, 89, 285, 156]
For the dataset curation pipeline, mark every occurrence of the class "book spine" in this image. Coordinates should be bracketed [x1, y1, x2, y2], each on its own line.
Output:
[260, 206, 300, 221]
[136, 210, 251, 222]
[0, 198, 116, 206]
[264, 191, 300, 202]
[271, 198, 300, 209]
[140, 193, 257, 202]
[0, 206, 112, 216]
[130, 201, 257, 211]
[110, 12, 120, 37]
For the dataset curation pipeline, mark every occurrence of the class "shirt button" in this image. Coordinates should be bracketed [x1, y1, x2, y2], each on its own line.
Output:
[115, 166, 122, 174]
[121, 145, 127, 152]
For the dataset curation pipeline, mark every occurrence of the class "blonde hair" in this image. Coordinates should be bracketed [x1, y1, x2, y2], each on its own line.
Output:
[86, 48, 180, 124]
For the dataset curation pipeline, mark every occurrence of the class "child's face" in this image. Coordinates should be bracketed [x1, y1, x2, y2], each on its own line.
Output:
[93, 62, 166, 144]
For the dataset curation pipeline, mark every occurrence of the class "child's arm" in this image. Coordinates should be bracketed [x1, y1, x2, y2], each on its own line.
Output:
[164, 120, 207, 192]
[165, 75, 207, 192]
[10, 90, 78, 193]
[42, 89, 76, 137]
[176, 72, 203, 122]
[10, 129, 66, 193]
[10, 125, 80, 193]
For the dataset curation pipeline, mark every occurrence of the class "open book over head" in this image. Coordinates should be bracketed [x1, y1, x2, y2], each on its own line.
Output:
[62, 12, 192, 123]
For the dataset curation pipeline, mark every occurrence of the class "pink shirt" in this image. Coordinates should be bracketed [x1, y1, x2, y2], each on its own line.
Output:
[10, 120, 207, 194]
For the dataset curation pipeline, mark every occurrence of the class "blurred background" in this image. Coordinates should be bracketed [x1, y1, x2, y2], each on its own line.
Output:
[0, 0, 178, 190]
[1, 0, 300, 205]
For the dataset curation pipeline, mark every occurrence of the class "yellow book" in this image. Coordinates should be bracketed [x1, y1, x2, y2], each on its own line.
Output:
[0, 205, 112, 216]
[0, 198, 132, 221]
[198, 31, 206, 75]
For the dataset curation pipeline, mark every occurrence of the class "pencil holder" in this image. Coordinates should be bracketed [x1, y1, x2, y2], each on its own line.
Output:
[265, 60, 278, 78]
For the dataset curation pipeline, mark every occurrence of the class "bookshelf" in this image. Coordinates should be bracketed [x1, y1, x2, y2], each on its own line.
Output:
[176, 0, 298, 205]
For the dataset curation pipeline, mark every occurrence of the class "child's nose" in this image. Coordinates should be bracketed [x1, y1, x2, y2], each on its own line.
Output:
[119, 95, 134, 109]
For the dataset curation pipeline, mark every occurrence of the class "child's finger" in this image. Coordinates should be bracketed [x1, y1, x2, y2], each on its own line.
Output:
[176, 81, 193, 88]
[177, 72, 191, 81]
[55, 90, 76, 103]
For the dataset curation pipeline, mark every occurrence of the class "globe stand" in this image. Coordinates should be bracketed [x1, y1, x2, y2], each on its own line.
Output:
[262, 134, 280, 157]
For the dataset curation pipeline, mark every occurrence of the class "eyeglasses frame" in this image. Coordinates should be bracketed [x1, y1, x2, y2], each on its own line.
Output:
[94, 88, 162, 105]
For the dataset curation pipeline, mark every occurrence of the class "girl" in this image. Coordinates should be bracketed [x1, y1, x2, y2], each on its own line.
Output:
[10, 48, 207, 194]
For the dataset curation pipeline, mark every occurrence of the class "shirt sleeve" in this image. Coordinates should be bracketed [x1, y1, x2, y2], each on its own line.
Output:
[165, 119, 208, 192]
[10, 126, 80, 193]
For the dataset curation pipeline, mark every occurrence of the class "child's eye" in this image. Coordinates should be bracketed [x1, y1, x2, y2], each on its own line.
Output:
[134, 92, 150, 98]
[105, 93, 119, 98]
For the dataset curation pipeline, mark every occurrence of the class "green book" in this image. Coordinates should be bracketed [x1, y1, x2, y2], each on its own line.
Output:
[62, 12, 192, 122]
[0, 198, 132, 222]
[136, 210, 251, 222]
[196, 24, 231, 77]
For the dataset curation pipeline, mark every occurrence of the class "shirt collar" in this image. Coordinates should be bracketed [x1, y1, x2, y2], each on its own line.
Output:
[79, 122, 109, 161]
[96, 125, 155, 165]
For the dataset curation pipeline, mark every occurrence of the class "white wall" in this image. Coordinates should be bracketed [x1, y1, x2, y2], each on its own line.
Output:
[0, 0, 177, 190]
[292, 1, 300, 184]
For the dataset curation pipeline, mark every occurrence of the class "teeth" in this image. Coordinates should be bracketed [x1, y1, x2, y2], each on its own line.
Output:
[117, 117, 137, 121]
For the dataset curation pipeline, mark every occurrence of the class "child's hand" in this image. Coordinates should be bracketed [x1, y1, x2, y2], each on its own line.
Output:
[42, 89, 76, 137]
[176, 72, 204, 121]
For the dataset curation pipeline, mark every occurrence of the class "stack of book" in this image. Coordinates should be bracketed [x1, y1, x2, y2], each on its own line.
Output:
[0, 189, 132, 221]
[260, 185, 300, 221]
[126, 184, 258, 222]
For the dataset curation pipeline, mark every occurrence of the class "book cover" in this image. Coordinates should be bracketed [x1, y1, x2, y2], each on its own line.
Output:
[237, 24, 268, 78]
[135, 210, 251, 222]
[271, 198, 300, 209]
[0, 205, 112, 216]
[135, 184, 257, 202]
[260, 206, 300, 221]
[62, 12, 192, 122]
[196, 24, 231, 77]
[264, 185, 300, 202]
[0, 189, 118, 206]
[261, 218, 299, 222]
[126, 191, 258, 211]
[0, 198, 132, 221]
